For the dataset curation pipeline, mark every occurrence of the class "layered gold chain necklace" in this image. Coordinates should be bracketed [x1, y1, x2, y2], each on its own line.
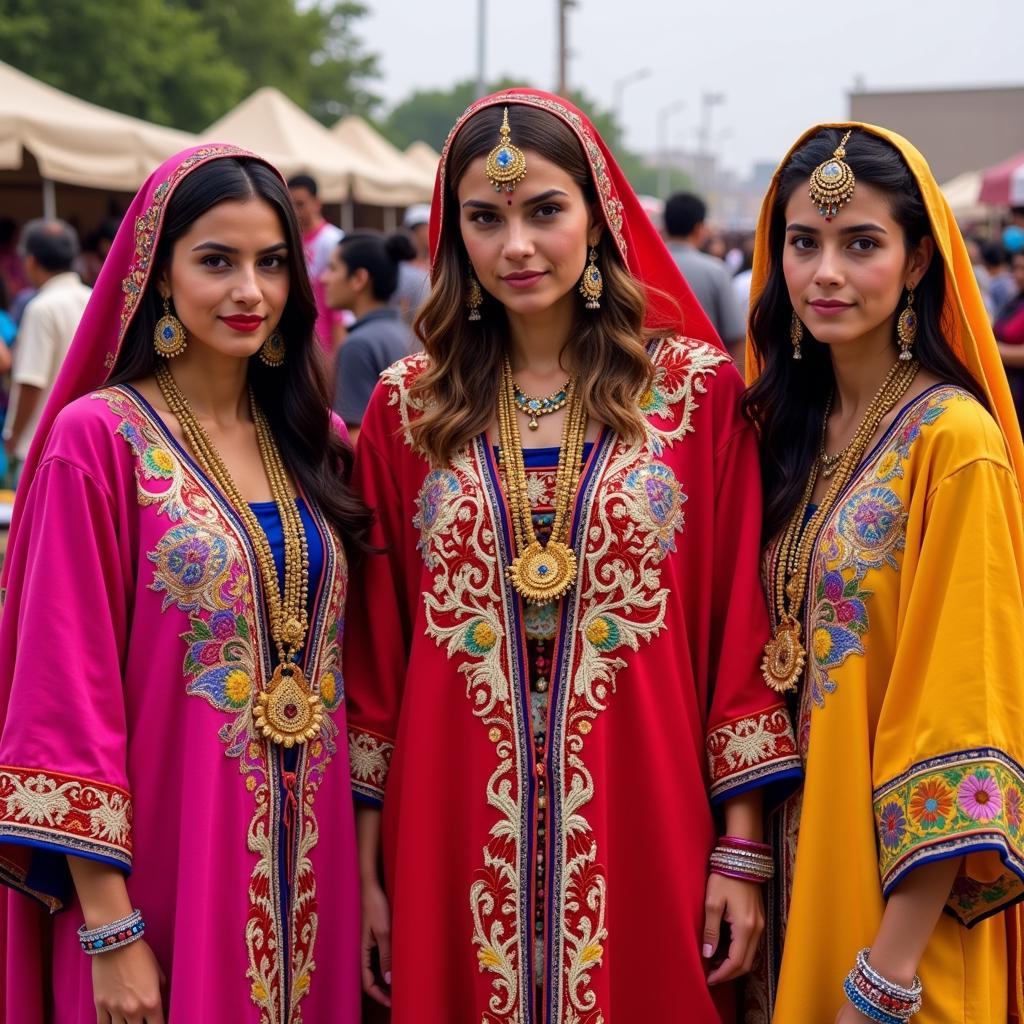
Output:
[761, 358, 919, 693]
[155, 364, 322, 746]
[497, 358, 587, 604]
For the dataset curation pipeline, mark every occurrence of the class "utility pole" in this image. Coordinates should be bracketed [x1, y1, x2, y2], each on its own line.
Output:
[475, 0, 487, 99]
[557, 0, 576, 94]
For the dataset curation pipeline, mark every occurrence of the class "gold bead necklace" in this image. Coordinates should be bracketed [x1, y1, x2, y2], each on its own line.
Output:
[155, 364, 322, 746]
[761, 359, 919, 693]
[497, 357, 588, 604]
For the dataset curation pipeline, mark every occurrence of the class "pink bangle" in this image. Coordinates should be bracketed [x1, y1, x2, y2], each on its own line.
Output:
[719, 835, 770, 854]
[709, 866, 770, 884]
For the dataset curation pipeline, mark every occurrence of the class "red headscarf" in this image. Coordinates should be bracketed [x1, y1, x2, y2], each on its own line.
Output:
[430, 88, 721, 345]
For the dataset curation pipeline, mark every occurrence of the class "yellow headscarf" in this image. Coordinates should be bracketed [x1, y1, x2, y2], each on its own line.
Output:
[745, 121, 1024, 494]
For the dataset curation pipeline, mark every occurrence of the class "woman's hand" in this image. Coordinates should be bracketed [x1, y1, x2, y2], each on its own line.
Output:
[361, 880, 393, 1007]
[702, 872, 764, 985]
[90, 938, 165, 1023]
[835, 1001, 872, 1023]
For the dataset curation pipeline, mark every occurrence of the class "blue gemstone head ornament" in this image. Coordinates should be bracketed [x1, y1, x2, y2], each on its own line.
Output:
[808, 129, 856, 220]
[485, 107, 528, 194]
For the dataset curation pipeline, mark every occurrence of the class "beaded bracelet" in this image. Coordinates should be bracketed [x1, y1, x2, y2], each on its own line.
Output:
[842, 948, 922, 1022]
[78, 908, 145, 955]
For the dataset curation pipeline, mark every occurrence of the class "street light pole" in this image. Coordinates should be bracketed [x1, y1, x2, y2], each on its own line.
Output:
[657, 100, 686, 200]
[698, 91, 726, 193]
[557, 0, 577, 94]
[612, 68, 651, 126]
[475, 0, 487, 99]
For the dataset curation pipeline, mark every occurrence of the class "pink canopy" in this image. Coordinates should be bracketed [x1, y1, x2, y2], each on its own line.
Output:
[979, 150, 1024, 206]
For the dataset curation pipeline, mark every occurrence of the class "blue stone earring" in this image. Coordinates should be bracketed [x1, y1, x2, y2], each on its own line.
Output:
[153, 297, 187, 358]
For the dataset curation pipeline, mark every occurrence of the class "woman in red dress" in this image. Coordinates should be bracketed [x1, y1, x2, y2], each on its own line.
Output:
[344, 89, 800, 1023]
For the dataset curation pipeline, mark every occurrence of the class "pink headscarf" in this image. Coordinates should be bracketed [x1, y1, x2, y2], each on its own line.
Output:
[431, 88, 721, 343]
[2, 144, 278, 588]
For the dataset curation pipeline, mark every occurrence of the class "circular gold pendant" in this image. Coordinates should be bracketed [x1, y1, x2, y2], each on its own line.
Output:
[254, 663, 323, 747]
[508, 540, 578, 604]
[761, 616, 806, 694]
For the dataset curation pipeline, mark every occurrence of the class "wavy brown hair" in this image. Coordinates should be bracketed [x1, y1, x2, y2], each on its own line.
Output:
[410, 104, 665, 466]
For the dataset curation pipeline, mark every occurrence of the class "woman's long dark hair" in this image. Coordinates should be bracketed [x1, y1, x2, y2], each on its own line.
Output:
[742, 128, 987, 541]
[108, 157, 373, 557]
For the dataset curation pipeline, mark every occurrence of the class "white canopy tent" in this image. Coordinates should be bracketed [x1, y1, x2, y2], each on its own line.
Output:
[330, 116, 433, 206]
[0, 60, 196, 214]
[404, 141, 442, 183]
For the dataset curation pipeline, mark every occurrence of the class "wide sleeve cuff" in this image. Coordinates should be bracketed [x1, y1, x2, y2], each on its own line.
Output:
[706, 706, 802, 804]
[0, 765, 133, 910]
[348, 725, 394, 805]
[874, 748, 1024, 926]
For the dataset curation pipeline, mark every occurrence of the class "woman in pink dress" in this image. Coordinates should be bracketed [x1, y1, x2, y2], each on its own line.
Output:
[0, 145, 366, 1023]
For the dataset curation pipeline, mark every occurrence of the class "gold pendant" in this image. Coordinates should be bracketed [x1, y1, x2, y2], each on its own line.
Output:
[761, 616, 805, 694]
[507, 539, 578, 604]
[254, 663, 323, 747]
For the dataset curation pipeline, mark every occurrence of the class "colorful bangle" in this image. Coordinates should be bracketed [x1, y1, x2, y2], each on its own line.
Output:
[842, 948, 922, 1022]
[78, 909, 145, 955]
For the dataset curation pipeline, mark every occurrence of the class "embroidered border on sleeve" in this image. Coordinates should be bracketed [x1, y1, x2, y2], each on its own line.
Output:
[873, 748, 1024, 925]
[348, 726, 394, 803]
[706, 708, 801, 802]
[0, 766, 132, 866]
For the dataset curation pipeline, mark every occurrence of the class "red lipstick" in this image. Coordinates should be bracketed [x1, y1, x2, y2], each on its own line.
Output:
[808, 299, 853, 317]
[502, 271, 546, 289]
[220, 314, 265, 332]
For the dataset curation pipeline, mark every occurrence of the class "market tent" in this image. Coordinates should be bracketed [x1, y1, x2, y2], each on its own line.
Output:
[330, 116, 433, 205]
[979, 151, 1024, 207]
[204, 88, 399, 203]
[404, 141, 442, 181]
[940, 170, 990, 223]
[0, 60, 195, 193]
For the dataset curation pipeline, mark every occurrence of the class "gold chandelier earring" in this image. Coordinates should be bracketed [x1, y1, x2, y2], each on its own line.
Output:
[579, 247, 603, 310]
[466, 272, 483, 321]
[258, 331, 286, 367]
[790, 310, 804, 360]
[897, 287, 917, 361]
[154, 296, 188, 358]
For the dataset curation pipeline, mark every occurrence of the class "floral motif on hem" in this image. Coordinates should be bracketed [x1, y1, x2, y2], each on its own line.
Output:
[706, 709, 801, 802]
[386, 337, 730, 1022]
[348, 726, 394, 802]
[873, 748, 1024, 925]
[0, 766, 133, 869]
[97, 387, 345, 1024]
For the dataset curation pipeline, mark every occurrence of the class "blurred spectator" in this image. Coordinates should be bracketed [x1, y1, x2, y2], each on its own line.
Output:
[80, 216, 122, 287]
[965, 235, 992, 314]
[995, 251, 1024, 423]
[3, 220, 90, 481]
[322, 232, 417, 441]
[288, 173, 345, 355]
[0, 276, 15, 355]
[392, 203, 431, 324]
[664, 192, 745, 358]
[731, 238, 756, 326]
[0, 218, 29, 307]
[983, 243, 1016, 319]
[703, 234, 728, 261]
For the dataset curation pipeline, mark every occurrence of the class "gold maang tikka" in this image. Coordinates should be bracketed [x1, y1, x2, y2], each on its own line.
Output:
[808, 129, 856, 219]
[485, 107, 528, 193]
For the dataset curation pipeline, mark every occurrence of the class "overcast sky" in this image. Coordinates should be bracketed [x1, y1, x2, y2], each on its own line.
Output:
[360, 0, 1021, 177]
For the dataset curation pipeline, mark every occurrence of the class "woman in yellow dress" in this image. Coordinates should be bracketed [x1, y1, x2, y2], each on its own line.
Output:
[743, 123, 1024, 1023]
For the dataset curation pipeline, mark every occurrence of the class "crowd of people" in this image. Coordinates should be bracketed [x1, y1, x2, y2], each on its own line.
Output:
[0, 94, 1021, 1024]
